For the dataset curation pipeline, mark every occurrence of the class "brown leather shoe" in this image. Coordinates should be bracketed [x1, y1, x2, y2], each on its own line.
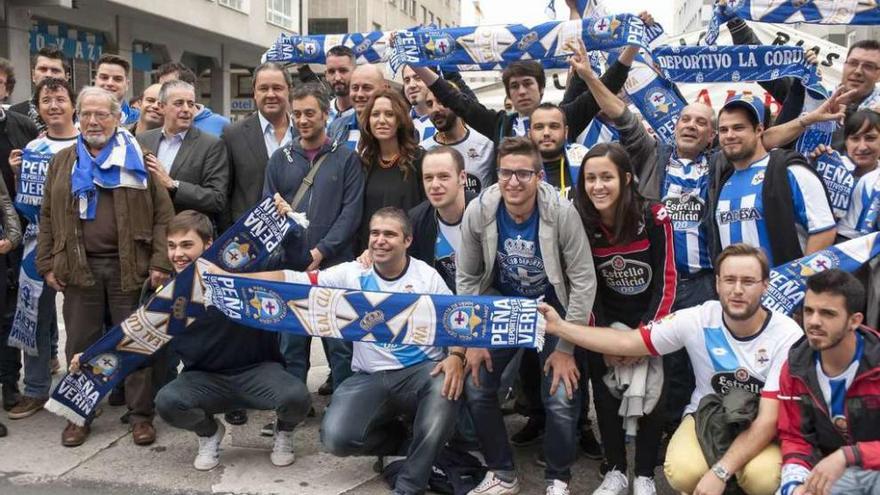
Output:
[62, 421, 90, 447]
[132, 421, 156, 446]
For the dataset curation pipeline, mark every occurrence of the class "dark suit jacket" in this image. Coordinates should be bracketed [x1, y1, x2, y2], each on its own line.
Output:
[137, 126, 228, 216]
[221, 113, 270, 229]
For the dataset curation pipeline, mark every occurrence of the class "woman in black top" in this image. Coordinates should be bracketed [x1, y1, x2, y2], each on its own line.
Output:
[573, 143, 678, 494]
[356, 89, 425, 251]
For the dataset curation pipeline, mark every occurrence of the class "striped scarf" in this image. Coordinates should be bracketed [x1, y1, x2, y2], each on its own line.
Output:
[71, 128, 148, 220]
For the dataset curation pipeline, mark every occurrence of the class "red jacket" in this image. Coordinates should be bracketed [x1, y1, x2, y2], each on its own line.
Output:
[777, 327, 880, 471]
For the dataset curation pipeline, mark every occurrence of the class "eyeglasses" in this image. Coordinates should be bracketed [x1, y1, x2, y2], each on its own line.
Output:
[79, 111, 114, 122]
[497, 168, 537, 182]
[844, 59, 879, 74]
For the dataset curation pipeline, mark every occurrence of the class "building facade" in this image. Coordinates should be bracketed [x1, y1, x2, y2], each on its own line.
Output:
[308, 0, 460, 35]
[1, 0, 303, 117]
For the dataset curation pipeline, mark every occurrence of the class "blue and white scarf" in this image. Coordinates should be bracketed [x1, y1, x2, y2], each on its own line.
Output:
[763, 232, 880, 316]
[71, 128, 148, 220]
[45, 196, 302, 425]
[203, 273, 545, 351]
[814, 150, 856, 220]
[712, 0, 880, 27]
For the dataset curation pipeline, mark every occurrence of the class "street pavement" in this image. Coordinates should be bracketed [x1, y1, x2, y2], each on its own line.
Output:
[0, 299, 677, 494]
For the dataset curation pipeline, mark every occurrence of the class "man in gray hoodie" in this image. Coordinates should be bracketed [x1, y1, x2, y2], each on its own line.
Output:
[458, 137, 595, 495]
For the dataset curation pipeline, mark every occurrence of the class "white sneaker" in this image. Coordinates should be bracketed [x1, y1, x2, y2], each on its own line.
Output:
[545, 479, 571, 495]
[632, 476, 656, 495]
[468, 471, 521, 495]
[270, 429, 296, 466]
[592, 469, 628, 495]
[194, 421, 225, 471]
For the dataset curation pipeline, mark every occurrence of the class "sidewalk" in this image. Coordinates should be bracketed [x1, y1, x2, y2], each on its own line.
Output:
[0, 300, 677, 494]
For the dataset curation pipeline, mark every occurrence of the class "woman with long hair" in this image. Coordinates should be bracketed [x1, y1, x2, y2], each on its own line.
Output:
[355, 89, 425, 251]
[572, 143, 678, 495]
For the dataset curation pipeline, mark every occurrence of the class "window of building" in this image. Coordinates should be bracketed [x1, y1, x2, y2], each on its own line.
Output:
[309, 18, 348, 34]
[218, 0, 249, 13]
[266, 0, 295, 29]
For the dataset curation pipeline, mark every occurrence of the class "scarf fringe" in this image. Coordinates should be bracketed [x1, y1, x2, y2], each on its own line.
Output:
[45, 398, 87, 426]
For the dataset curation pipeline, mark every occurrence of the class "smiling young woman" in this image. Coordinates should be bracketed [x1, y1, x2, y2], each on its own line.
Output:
[355, 89, 426, 252]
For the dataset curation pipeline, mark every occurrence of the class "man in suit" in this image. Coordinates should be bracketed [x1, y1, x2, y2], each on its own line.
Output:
[222, 62, 295, 229]
[136, 80, 228, 219]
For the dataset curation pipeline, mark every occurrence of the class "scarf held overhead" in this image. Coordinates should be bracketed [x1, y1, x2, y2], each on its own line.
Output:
[716, 0, 880, 26]
[45, 196, 301, 426]
[266, 14, 652, 72]
[203, 273, 546, 351]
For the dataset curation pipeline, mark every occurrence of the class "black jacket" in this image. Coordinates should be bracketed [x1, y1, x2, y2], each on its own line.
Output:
[408, 190, 477, 271]
[708, 149, 829, 266]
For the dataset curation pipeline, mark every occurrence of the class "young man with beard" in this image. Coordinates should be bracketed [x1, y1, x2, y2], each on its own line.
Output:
[402, 66, 476, 143]
[540, 244, 804, 495]
[459, 137, 595, 495]
[710, 96, 837, 267]
[325, 46, 356, 125]
[262, 83, 363, 412]
[130, 84, 163, 136]
[420, 90, 494, 195]
[527, 103, 587, 198]
[777, 270, 880, 495]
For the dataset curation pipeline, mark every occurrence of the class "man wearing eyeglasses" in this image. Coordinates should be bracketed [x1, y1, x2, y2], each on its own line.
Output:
[832, 41, 880, 149]
[539, 243, 803, 495]
[457, 136, 595, 495]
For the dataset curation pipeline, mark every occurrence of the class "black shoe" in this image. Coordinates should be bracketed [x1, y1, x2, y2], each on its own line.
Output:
[107, 386, 126, 407]
[2, 384, 20, 412]
[0, 420, 7, 437]
[510, 417, 545, 446]
[119, 411, 130, 424]
[260, 421, 275, 437]
[580, 428, 603, 460]
[224, 409, 248, 426]
[318, 376, 333, 396]
[307, 406, 316, 418]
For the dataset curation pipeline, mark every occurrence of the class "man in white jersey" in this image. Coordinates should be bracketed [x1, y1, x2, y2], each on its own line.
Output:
[240, 206, 466, 495]
[777, 269, 880, 495]
[420, 90, 494, 195]
[6, 77, 77, 419]
[539, 244, 803, 495]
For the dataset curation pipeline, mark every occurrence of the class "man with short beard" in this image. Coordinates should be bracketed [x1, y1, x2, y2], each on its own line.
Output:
[324, 46, 356, 125]
[709, 95, 837, 268]
[130, 84, 163, 136]
[420, 90, 494, 194]
[36, 86, 174, 447]
[540, 244, 804, 495]
[527, 103, 587, 199]
[777, 269, 880, 495]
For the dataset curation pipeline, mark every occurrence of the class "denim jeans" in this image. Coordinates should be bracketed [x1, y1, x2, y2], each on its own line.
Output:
[321, 360, 461, 495]
[830, 468, 880, 495]
[155, 361, 310, 436]
[466, 336, 582, 482]
[280, 334, 353, 388]
[22, 286, 57, 398]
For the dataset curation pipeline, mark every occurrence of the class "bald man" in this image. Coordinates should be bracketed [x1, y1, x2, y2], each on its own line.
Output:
[581, 63, 725, 431]
[131, 83, 163, 136]
[328, 64, 388, 150]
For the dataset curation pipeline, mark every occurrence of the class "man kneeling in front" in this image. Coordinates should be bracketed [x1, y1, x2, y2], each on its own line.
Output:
[154, 210, 310, 470]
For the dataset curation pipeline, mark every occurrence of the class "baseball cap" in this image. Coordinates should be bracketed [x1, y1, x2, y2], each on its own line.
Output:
[720, 94, 766, 127]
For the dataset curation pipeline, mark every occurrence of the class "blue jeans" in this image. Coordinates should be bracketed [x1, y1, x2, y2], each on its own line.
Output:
[280, 334, 353, 388]
[321, 360, 461, 495]
[466, 337, 582, 482]
[155, 361, 310, 436]
[22, 286, 57, 398]
[830, 468, 880, 495]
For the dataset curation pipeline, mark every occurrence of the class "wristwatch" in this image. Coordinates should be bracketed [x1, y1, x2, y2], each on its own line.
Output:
[171, 180, 180, 192]
[711, 463, 732, 482]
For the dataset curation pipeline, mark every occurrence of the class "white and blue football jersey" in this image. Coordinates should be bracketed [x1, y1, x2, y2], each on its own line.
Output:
[284, 258, 449, 373]
[662, 152, 713, 274]
[716, 155, 835, 266]
[411, 110, 437, 142]
[839, 166, 880, 239]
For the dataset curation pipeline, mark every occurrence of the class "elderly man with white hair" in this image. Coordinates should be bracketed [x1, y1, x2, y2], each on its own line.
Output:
[35, 86, 175, 448]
